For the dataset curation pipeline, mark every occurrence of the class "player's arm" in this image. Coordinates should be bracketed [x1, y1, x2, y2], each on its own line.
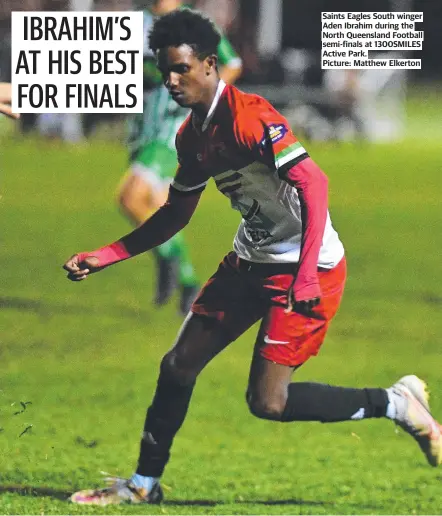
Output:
[217, 35, 242, 85]
[0, 83, 20, 119]
[273, 129, 327, 308]
[63, 183, 203, 281]
[64, 124, 208, 280]
[238, 109, 326, 309]
[279, 156, 328, 309]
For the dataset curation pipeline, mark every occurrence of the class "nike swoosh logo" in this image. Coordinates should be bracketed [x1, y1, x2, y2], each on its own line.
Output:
[263, 335, 290, 345]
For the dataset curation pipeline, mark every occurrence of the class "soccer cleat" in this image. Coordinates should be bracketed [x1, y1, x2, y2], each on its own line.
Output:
[179, 283, 200, 316]
[389, 375, 442, 467]
[70, 476, 163, 505]
[154, 256, 178, 306]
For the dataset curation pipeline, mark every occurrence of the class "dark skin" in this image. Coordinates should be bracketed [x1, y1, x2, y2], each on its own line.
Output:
[63, 46, 222, 281]
[156, 44, 319, 315]
[156, 44, 220, 120]
[117, 39, 241, 232]
[63, 44, 320, 418]
[63, 45, 221, 278]
[152, 42, 301, 402]
[64, 45, 318, 307]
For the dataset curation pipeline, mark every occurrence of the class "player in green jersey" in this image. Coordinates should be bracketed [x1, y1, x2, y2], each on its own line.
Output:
[117, 0, 242, 315]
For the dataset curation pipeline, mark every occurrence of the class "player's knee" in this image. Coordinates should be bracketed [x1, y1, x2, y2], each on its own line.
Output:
[117, 182, 137, 211]
[247, 394, 286, 421]
[117, 174, 154, 214]
[160, 351, 198, 387]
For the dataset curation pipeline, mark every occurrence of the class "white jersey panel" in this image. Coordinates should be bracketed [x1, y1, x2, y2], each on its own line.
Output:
[213, 161, 344, 266]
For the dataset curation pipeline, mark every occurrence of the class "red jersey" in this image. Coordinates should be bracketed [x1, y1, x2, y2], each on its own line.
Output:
[171, 81, 344, 267]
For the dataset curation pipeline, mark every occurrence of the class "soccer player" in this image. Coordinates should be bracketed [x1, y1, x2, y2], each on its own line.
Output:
[118, 0, 242, 315]
[0, 82, 19, 119]
[64, 9, 442, 505]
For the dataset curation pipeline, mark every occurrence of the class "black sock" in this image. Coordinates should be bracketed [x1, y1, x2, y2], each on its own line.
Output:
[136, 369, 195, 477]
[281, 382, 388, 423]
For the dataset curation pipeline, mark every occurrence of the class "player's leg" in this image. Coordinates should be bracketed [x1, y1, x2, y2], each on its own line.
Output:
[168, 230, 201, 315]
[149, 190, 199, 314]
[248, 337, 442, 466]
[70, 313, 231, 506]
[118, 170, 161, 226]
[118, 141, 199, 312]
[117, 143, 182, 306]
[135, 254, 264, 483]
[143, 139, 200, 315]
[246, 258, 442, 466]
[70, 252, 266, 505]
[247, 339, 389, 424]
[134, 313, 234, 482]
[117, 163, 177, 305]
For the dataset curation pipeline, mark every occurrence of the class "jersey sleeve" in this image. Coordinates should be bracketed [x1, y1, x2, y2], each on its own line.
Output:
[171, 129, 209, 196]
[235, 102, 309, 174]
[217, 34, 243, 68]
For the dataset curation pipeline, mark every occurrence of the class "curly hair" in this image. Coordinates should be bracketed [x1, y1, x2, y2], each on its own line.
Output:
[149, 8, 221, 59]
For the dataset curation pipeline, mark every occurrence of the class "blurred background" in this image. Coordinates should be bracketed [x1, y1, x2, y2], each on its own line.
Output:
[1, 0, 441, 142]
[1, 2, 442, 513]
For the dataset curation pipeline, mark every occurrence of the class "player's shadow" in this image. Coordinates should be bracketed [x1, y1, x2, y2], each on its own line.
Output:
[0, 485, 379, 511]
[0, 485, 72, 501]
[164, 498, 334, 507]
[0, 295, 149, 320]
[164, 498, 381, 510]
[163, 498, 381, 511]
[0, 486, 335, 507]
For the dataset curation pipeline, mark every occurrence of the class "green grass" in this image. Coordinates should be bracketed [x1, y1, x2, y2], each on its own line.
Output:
[406, 84, 442, 141]
[1, 112, 442, 514]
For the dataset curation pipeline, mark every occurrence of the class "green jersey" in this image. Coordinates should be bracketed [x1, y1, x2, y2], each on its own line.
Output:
[128, 9, 242, 161]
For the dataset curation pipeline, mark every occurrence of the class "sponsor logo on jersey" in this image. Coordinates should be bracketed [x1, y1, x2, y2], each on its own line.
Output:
[268, 124, 288, 143]
[245, 226, 272, 244]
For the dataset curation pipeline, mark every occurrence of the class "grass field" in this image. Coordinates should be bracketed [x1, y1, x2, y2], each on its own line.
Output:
[1, 94, 442, 514]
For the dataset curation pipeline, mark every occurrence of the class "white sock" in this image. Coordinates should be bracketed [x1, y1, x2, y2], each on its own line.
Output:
[130, 473, 159, 491]
[350, 407, 365, 420]
[385, 388, 398, 419]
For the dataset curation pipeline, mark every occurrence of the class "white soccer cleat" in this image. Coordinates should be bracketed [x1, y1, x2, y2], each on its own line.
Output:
[70, 475, 163, 505]
[389, 375, 442, 467]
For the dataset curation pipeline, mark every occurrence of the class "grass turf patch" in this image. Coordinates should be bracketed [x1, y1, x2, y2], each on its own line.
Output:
[1, 114, 442, 514]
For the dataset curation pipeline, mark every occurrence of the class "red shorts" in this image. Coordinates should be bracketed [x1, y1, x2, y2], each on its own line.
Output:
[192, 252, 347, 367]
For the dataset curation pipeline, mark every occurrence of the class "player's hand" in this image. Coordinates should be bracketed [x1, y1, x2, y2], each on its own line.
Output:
[63, 254, 101, 281]
[285, 280, 321, 315]
[0, 83, 20, 119]
[292, 297, 320, 315]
